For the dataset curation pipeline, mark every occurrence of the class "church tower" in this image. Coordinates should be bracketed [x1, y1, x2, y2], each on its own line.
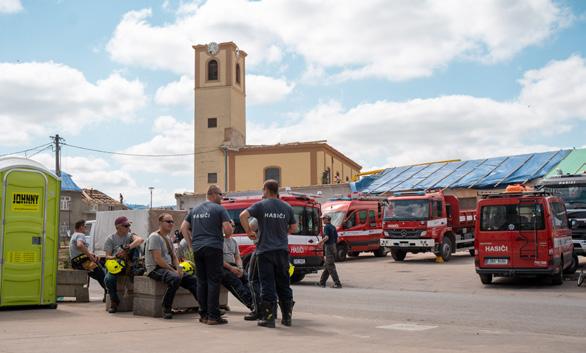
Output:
[192, 42, 247, 194]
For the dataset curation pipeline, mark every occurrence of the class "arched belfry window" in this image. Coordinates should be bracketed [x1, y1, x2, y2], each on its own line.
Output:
[236, 64, 241, 85]
[208, 60, 218, 81]
[264, 166, 281, 185]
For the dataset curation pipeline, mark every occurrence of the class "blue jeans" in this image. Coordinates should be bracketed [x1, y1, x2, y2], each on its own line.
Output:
[148, 267, 198, 309]
[257, 250, 293, 303]
[194, 246, 223, 320]
[105, 248, 140, 303]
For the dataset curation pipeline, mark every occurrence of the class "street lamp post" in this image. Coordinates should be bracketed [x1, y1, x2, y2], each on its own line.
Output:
[148, 186, 154, 209]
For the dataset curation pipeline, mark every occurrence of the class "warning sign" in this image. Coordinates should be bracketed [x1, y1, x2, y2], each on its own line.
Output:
[11, 192, 41, 212]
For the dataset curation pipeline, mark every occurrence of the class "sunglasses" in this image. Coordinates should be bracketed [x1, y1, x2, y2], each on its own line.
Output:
[122, 224, 131, 228]
[163, 220, 175, 224]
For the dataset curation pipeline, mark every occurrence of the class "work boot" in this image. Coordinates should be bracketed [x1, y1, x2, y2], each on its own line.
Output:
[279, 300, 295, 327]
[162, 306, 173, 320]
[244, 301, 260, 321]
[207, 317, 228, 325]
[257, 301, 277, 328]
[108, 300, 119, 314]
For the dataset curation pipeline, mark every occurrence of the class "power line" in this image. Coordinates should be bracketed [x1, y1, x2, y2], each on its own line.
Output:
[62, 142, 216, 157]
[0, 143, 53, 158]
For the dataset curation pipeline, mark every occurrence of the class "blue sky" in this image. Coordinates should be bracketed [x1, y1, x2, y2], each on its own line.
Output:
[1, 0, 585, 205]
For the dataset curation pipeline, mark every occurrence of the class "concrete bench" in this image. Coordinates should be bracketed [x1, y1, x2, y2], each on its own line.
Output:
[57, 269, 89, 303]
[133, 276, 229, 318]
[104, 275, 134, 312]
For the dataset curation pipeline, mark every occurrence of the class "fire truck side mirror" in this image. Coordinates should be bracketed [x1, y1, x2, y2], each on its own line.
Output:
[570, 219, 578, 229]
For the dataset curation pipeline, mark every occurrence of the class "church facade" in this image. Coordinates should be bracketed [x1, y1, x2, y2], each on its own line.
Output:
[192, 41, 361, 193]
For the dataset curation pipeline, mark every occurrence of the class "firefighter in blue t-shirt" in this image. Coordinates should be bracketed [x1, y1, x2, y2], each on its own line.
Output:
[317, 214, 342, 288]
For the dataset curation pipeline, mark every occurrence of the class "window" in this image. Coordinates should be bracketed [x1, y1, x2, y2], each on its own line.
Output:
[208, 173, 218, 184]
[208, 117, 217, 128]
[345, 211, 357, 228]
[431, 200, 443, 218]
[550, 202, 569, 229]
[208, 60, 218, 81]
[236, 64, 241, 84]
[358, 210, 368, 224]
[292, 206, 320, 236]
[60, 196, 71, 211]
[480, 204, 545, 231]
[369, 210, 376, 227]
[264, 167, 281, 185]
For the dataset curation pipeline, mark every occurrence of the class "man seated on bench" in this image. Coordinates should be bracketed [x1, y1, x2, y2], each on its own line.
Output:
[69, 219, 107, 301]
[222, 230, 259, 319]
[145, 213, 199, 320]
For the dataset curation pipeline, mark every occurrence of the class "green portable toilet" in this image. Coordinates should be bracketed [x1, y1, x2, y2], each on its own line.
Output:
[0, 157, 60, 308]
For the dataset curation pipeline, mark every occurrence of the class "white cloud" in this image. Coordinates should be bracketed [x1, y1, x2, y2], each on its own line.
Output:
[155, 74, 293, 107]
[0, 62, 147, 146]
[114, 116, 194, 176]
[155, 75, 193, 106]
[246, 55, 586, 169]
[0, 0, 22, 14]
[106, 1, 570, 81]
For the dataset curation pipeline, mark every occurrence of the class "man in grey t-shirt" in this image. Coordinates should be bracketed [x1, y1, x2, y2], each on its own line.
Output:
[145, 213, 198, 319]
[104, 216, 145, 313]
[69, 219, 106, 299]
[181, 185, 233, 325]
[240, 180, 297, 328]
[220, 235, 258, 317]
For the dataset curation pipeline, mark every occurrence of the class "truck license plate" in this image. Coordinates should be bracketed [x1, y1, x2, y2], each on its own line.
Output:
[485, 258, 508, 265]
[293, 259, 306, 265]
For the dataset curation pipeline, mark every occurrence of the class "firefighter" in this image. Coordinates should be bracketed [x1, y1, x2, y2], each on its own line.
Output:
[240, 179, 298, 328]
[104, 216, 145, 313]
[181, 185, 233, 325]
[317, 214, 342, 288]
[145, 213, 198, 320]
[69, 219, 107, 301]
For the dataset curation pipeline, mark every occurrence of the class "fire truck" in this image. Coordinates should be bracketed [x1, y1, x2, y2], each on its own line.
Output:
[474, 186, 575, 285]
[222, 194, 324, 283]
[321, 196, 387, 261]
[539, 172, 586, 271]
[380, 191, 475, 262]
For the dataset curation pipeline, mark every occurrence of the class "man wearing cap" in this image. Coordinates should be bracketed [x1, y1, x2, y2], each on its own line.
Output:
[317, 214, 342, 288]
[181, 185, 233, 325]
[104, 216, 145, 313]
[145, 213, 199, 319]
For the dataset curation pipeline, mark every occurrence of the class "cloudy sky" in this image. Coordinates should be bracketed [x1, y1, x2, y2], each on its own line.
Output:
[1, 0, 585, 205]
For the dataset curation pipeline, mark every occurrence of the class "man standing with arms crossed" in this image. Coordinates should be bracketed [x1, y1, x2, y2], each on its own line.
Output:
[240, 180, 297, 328]
[181, 185, 233, 325]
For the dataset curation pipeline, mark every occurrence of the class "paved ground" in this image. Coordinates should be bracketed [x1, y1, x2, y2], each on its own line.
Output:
[1, 252, 585, 353]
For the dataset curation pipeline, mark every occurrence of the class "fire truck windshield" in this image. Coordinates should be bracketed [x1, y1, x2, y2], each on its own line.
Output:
[544, 185, 586, 207]
[322, 211, 345, 227]
[384, 200, 429, 221]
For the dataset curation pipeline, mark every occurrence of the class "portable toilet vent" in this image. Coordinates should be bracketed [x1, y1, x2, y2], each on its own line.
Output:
[0, 157, 60, 308]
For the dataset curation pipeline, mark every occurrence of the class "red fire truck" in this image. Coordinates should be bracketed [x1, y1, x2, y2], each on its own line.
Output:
[380, 191, 476, 262]
[321, 196, 387, 261]
[222, 194, 324, 283]
[474, 188, 575, 285]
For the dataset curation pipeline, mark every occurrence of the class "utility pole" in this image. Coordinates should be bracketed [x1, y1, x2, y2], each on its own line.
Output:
[50, 134, 64, 176]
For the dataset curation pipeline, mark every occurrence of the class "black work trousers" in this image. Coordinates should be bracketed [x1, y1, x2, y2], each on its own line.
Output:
[194, 246, 224, 320]
[319, 244, 341, 285]
[221, 268, 254, 309]
[257, 250, 293, 303]
[147, 267, 198, 309]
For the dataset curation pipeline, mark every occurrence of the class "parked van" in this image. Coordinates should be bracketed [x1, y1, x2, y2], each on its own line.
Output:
[475, 187, 576, 285]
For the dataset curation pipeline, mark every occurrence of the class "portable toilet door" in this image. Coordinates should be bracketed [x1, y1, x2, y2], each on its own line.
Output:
[0, 158, 60, 308]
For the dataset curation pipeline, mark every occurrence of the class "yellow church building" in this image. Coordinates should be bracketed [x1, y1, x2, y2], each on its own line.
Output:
[192, 41, 361, 193]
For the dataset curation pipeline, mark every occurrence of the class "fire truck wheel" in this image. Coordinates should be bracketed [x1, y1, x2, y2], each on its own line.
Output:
[551, 259, 564, 285]
[439, 237, 453, 262]
[336, 244, 348, 262]
[564, 254, 579, 275]
[290, 273, 305, 284]
[479, 273, 492, 285]
[373, 247, 389, 257]
[390, 249, 406, 261]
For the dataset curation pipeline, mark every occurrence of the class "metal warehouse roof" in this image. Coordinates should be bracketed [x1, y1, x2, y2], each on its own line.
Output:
[544, 148, 586, 177]
[352, 150, 571, 194]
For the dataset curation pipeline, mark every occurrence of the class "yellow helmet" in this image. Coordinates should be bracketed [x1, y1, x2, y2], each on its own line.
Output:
[105, 259, 126, 274]
[288, 263, 295, 277]
[179, 261, 195, 275]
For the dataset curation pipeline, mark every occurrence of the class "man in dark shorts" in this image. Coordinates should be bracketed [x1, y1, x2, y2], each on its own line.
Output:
[240, 180, 297, 328]
[181, 185, 233, 325]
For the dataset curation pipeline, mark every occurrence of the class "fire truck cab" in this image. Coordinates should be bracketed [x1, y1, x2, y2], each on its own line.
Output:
[221, 194, 324, 283]
[475, 188, 575, 285]
[321, 196, 387, 261]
